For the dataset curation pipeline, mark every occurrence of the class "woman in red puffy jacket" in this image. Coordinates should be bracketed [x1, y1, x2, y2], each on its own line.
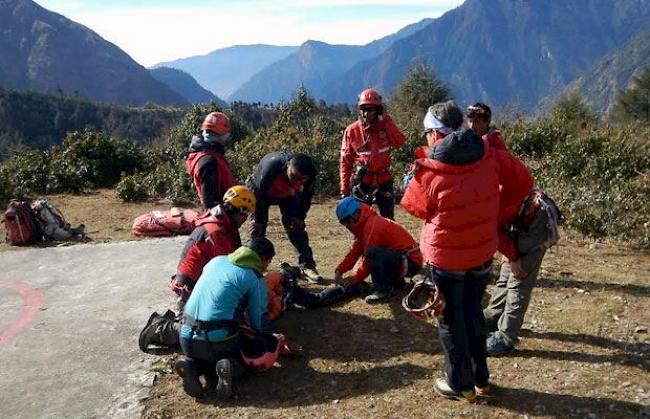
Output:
[400, 101, 531, 402]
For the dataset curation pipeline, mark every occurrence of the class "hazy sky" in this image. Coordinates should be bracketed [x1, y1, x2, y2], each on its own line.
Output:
[37, 0, 464, 67]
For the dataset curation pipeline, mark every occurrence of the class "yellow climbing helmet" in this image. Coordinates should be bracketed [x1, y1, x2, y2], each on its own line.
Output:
[223, 185, 256, 213]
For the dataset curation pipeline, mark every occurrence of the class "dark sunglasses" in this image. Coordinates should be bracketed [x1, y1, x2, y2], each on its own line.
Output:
[359, 106, 379, 113]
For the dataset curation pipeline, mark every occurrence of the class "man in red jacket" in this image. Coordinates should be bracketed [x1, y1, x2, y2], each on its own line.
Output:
[401, 101, 531, 402]
[138, 185, 256, 350]
[334, 197, 423, 303]
[467, 103, 560, 356]
[186, 111, 237, 210]
[340, 88, 406, 219]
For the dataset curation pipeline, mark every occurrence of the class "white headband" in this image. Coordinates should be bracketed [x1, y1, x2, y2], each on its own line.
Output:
[423, 109, 453, 135]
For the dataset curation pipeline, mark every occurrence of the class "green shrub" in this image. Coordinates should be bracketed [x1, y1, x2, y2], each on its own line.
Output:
[0, 150, 51, 198]
[115, 173, 148, 202]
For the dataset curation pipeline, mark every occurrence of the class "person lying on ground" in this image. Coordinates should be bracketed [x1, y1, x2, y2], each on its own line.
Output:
[139, 262, 347, 352]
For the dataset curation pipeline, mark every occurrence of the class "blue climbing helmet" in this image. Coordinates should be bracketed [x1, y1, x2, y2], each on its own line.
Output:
[336, 196, 361, 222]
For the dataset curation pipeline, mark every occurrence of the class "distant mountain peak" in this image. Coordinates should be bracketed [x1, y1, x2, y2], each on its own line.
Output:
[0, 0, 187, 106]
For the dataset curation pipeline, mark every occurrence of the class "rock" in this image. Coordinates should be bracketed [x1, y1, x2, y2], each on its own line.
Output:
[333, 399, 340, 404]
[622, 381, 632, 387]
[634, 326, 648, 333]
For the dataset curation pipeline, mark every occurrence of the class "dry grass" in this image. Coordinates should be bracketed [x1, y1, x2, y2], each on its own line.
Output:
[2, 192, 649, 418]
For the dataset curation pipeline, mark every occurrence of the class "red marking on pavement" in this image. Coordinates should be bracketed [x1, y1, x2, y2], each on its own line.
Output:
[0, 279, 45, 345]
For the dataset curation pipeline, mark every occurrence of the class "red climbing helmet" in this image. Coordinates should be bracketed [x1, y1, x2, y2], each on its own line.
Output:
[201, 111, 231, 135]
[358, 88, 383, 107]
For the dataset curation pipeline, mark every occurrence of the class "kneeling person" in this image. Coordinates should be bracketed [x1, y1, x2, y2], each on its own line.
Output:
[175, 238, 275, 399]
[334, 197, 423, 303]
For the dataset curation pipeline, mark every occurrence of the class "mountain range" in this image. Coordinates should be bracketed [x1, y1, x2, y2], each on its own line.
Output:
[546, 27, 650, 115]
[148, 67, 227, 106]
[155, 45, 299, 100]
[2, 0, 650, 114]
[224, 0, 650, 112]
[229, 18, 434, 103]
[329, 0, 650, 111]
[0, 0, 188, 106]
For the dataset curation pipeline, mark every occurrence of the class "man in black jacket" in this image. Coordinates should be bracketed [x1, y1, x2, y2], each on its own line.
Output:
[247, 151, 323, 284]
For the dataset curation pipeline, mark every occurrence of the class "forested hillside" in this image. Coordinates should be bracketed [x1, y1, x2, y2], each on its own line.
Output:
[0, 87, 185, 159]
[2, 79, 648, 248]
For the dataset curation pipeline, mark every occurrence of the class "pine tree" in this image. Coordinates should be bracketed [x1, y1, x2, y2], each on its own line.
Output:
[612, 66, 650, 124]
[388, 63, 452, 137]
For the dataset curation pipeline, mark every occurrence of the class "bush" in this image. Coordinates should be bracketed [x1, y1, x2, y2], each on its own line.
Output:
[502, 115, 650, 247]
[115, 173, 148, 202]
[229, 88, 345, 195]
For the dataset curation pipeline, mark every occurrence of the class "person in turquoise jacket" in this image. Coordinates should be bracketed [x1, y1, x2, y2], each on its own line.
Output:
[175, 237, 274, 400]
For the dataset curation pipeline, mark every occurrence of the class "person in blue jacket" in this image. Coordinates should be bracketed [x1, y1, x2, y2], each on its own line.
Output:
[174, 237, 274, 399]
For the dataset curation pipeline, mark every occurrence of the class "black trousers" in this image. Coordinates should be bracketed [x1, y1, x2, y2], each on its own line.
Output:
[429, 261, 491, 392]
[248, 197, 316, 268]
[180, 335, 246, 380]
[366, 247, 420, 292]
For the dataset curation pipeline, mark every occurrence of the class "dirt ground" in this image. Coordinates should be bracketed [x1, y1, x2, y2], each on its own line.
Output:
[2, 190, 649, 418]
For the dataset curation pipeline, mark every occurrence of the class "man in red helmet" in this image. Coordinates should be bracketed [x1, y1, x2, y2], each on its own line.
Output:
[186, 111, 237, 210]
[340, 88, 406, 219]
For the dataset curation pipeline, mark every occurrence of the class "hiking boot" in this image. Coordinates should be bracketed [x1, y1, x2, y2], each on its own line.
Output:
[215, 359, 234, 399]
[175, 358, 205, 399]
[433, 378, 476, 402]
[475, 383, 491, 396]
[138, 310, 179, 352]
[302, 267, 323, 284]
[486, 332, 515, 356]
[138, 312, 161, 352]
[364, 289, 394, 304]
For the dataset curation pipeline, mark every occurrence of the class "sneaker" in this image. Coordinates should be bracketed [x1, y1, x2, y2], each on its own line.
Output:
[486, 332, 515, 356]
[364, 289, 393, 304]
[215, 359, 233, 399]
[174, 358, 205, 399]
[302, 267, 323, 284]
[475, 383, 491, 396]
[433, 378, 476, 402]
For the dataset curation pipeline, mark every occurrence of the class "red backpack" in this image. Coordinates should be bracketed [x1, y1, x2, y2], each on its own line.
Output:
[3, 199, 43, 245]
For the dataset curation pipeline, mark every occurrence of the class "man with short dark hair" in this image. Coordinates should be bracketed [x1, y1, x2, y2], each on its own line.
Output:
[247, 151, 322, 283]
[467, 102, 560, 356]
